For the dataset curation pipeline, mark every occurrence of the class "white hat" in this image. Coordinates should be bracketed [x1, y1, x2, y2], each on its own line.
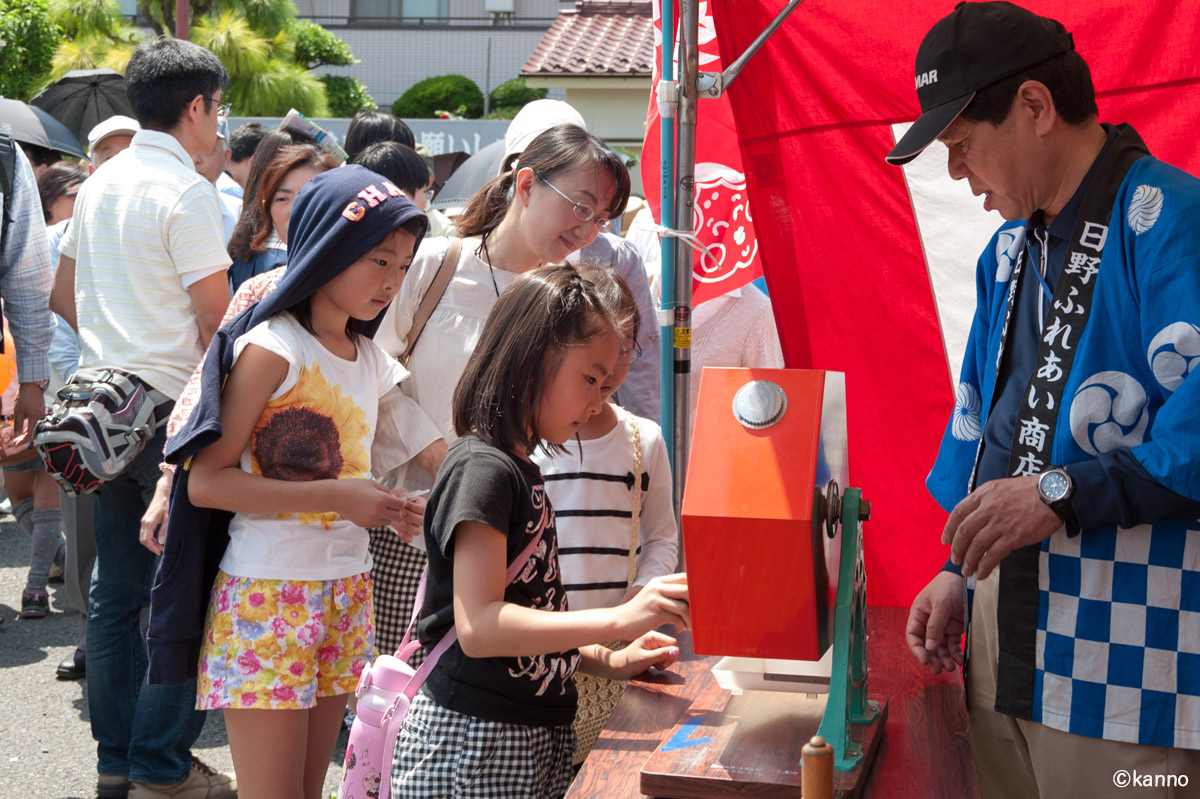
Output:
[500, 100, 587, 175]
[87, 115, 140, 154]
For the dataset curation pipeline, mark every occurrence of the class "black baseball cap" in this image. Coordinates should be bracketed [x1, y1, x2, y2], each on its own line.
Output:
[886, 1, 1074, 165]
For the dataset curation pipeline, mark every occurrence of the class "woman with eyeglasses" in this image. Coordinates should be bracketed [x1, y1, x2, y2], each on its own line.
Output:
[369, 125, 630, 655]
[376, 122, 630, 464]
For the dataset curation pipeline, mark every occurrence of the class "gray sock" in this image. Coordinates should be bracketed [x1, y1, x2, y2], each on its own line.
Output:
[25, 507, 63, 594]
[12, 496, 34, 538]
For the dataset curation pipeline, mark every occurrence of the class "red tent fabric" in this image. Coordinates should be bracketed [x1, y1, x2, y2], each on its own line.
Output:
[706, 1, 1200, 606]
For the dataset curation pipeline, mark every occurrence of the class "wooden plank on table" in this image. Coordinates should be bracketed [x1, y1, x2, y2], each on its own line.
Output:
[638, 680, 887, 798]
[565, 608, 978, 799]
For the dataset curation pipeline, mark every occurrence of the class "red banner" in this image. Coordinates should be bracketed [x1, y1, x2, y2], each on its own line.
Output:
[643, 0, 765, 304]
[709, 0, 1200, 606]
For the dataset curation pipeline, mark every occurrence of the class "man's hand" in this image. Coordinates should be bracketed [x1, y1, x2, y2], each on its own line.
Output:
[140, 472, 173, 554]
[11, 382, 46, 440]
[905, 570, 966, 675]
[943, 475, 1062, 580]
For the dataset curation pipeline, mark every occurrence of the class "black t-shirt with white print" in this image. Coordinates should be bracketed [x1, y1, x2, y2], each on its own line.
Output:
[418, 434, 580, 727]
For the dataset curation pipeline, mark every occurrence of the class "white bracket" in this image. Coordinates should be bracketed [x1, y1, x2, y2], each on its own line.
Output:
[656, 80, 680, 119]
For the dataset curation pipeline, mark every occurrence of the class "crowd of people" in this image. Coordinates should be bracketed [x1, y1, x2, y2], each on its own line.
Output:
[0, 32, 782, 799]
[5, 2, 1200, 798]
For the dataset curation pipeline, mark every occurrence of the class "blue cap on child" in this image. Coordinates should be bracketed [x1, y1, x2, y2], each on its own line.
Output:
[254, 164, 429, 339]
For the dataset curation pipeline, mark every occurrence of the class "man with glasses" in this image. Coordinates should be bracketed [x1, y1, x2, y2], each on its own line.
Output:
[51, 37, 235, 799]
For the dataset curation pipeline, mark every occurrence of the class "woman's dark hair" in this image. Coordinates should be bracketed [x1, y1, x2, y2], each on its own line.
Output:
[286, 217, 427, 341]
[962, 51, 1098, 127]
[227, 130, 313, 261]
[454, 124, 631, 241]
[350, 142, 430, 197]
[125, 37, 229, 130]
[344, 111, 415, 158]
[576, 264, 640, 353]
[23, 143, 61, 169]
[37, 161, 88, 223]
[452, 263, 616, 457]
[249, 145, 339, 252]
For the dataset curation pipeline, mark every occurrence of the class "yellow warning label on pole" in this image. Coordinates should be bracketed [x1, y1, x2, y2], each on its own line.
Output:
[674, 327, 692, 349]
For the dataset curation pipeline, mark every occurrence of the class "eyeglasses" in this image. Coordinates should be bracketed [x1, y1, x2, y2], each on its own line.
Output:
[617, 339, 642, 366]
[211, 97, 232, 118]
[536, 173, 613, 233]
[423, 188, 436, 203]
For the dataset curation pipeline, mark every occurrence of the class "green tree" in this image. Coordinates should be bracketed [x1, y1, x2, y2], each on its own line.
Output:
[487, 77, 545, 119]
[49, 0, 371, 117]
[392, 74, 484, 120]
[0, 0, 64, 100]
[320, 75, 376, 118]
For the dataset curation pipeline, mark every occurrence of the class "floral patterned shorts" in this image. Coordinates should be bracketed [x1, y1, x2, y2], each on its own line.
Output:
[197, 570, 376, 711]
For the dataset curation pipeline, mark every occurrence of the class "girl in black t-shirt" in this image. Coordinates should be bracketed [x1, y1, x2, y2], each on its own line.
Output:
[390, 265, 690, 799]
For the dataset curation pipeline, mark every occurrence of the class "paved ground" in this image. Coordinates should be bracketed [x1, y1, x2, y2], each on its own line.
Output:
[0, 511, 348, 799]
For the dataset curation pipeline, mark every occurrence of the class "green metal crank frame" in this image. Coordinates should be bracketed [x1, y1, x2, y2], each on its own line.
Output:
[814, 487, 880, 771]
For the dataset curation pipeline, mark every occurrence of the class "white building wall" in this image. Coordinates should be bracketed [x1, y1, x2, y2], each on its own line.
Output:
[301, 0, 568, 107]
[317, 27, 552, 106]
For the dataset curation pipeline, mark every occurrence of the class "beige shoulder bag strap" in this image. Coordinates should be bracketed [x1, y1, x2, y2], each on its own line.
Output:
[626, 411, 643, 589]
[400, 237, 461, 366]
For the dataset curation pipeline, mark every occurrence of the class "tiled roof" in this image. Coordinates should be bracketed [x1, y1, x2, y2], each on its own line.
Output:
[521, 0, 654, 77]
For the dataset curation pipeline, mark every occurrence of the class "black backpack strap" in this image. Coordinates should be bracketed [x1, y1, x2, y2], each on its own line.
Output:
[0, 130, 15, 251]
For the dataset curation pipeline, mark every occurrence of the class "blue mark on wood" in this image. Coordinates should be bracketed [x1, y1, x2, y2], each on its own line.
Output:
[661, 715, 714, 752]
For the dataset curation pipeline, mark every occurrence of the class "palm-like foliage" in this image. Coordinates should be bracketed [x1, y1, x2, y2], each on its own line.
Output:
[229, 0, 294, 37]
[49, 0, 127, 39]
[47, 0, 373, 117]
[191, 11, 269, 75]
[226, 58, 328, 117]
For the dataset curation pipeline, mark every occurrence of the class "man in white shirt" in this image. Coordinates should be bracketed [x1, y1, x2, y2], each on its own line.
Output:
[51, 37, 235, 799]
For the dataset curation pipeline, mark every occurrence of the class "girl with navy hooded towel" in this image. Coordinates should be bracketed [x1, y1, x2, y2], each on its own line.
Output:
[147, 165, 432, 799]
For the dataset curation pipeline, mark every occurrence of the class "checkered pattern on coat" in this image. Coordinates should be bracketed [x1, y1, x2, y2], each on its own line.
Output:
[1034, 521, 1200, 748]
[391, 692, 576, 799]
[368, 528, 428, 665]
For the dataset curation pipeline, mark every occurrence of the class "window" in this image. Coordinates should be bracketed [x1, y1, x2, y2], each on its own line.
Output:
[351, 0, 448, 23]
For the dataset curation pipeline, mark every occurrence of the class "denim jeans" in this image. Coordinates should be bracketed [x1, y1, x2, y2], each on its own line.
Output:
[86, 425, 207, 782]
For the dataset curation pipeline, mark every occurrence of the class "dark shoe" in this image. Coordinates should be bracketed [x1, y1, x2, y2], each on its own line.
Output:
[19, 589, 49, 619]
[98, 773, 131, 799]
[57, 647, 85, 680]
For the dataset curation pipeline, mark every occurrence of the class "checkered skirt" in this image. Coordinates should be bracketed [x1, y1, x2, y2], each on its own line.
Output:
[367, 528, 428, 665]
[391, 692, 576, 799]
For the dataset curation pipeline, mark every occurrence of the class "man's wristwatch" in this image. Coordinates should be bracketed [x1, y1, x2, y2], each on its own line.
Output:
[1037, 467, 1080, 537]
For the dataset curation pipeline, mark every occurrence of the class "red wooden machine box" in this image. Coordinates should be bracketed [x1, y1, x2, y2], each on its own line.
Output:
[681, 368, 848, 662]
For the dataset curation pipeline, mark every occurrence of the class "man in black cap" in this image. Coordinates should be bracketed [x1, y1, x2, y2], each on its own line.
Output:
[894, 3, 1200, 796]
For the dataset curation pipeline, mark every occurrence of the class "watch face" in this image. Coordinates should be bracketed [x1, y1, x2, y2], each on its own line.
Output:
[1040, 471, 1070, 502]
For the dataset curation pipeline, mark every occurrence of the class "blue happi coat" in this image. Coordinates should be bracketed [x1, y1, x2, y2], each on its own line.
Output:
[928, 154, 1200, 748]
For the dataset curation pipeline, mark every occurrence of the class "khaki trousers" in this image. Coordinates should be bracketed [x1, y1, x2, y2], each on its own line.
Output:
[968, 570, 1200, 798]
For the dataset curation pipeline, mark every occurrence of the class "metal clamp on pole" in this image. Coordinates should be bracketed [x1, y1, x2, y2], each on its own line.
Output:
[696, 72, 723, 99]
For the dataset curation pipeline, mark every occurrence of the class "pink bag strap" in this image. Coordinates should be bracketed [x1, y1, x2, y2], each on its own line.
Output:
[395, 522, 548, 677]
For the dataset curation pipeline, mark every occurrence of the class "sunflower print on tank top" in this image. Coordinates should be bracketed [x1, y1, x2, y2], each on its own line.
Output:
[250, 362, 371, 528]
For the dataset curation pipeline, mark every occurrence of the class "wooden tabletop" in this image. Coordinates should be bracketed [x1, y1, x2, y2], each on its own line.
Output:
[567, 606, 980, 799]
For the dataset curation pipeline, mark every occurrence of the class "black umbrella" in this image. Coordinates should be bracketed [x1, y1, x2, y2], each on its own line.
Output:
[30, 68, 134, 146]
[430, 139, 506, 214]
[0, 97, 86, 159]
